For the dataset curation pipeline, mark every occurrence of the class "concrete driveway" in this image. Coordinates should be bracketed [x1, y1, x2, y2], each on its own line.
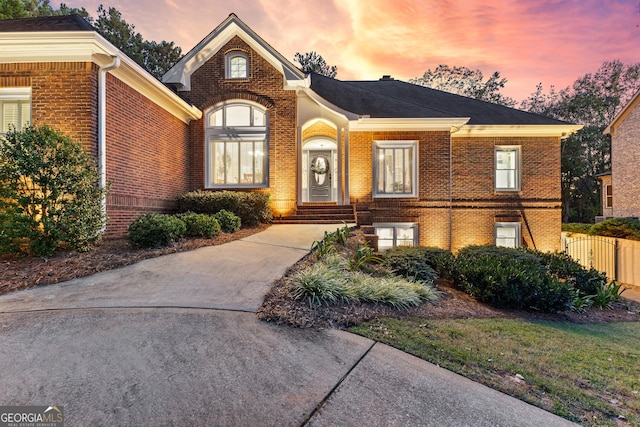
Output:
[0, 225, 576, 426]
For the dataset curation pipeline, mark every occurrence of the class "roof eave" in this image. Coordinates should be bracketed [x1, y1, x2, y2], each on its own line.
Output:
[453, 124, 583, 138]
[0, 31, 201, 123]
[349, 117, 471, 132]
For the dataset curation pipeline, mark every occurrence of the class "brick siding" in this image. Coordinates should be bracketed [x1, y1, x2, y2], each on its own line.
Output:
[612, 101, 640, 217]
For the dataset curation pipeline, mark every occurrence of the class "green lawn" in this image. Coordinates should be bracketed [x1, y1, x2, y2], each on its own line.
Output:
[350, 318, 640, 426]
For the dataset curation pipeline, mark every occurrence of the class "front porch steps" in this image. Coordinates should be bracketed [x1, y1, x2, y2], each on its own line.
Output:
[272, 204, 356, 224]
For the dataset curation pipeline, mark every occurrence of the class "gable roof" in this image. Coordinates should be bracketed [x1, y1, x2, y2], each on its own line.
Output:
[0, 14, 200, 123]
[162, 13, 305, 91]
[0, 14, 94, 32]
[604, 87, 640, 136]
[309, 73, 569, 126]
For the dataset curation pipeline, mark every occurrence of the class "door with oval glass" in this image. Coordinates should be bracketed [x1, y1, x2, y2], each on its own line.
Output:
[309, 150, 332, 202]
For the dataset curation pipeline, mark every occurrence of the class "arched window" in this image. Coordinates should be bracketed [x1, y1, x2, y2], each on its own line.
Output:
[205, 101, 268, 187]
[225, 51, 248, 79]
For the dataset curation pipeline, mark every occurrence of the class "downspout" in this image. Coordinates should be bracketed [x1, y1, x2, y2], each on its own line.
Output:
[98, 56, 121, 230]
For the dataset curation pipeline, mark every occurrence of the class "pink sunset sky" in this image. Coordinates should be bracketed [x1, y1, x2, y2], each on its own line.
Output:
[65, 0, 639, 102]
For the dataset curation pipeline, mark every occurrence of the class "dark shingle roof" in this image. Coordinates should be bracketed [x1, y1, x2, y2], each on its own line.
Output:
[310, 73, 568, 125]
[0, 14, 94, 33]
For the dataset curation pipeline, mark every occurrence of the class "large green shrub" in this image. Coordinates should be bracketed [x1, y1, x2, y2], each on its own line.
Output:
[0, 125, 107, 256]
[178, 213, 220, 238]
[589, 218, 640, 240]
[128, 214, 186, 248]
[214, 209, 241, 233]
[176, 190, 272, 225]
[455, 245, 574, 312]
[522, 248, 607, 296]
[383, 246, 455, 279]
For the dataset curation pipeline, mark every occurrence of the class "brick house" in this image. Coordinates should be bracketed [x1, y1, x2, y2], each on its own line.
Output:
[601, 88, 640, 220]
[0, 14, 580, 252]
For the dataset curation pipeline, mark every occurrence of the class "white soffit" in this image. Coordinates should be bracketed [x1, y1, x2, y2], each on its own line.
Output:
[349, 117, 470, 132]
[0, 31, 201, 123]
[453, 124, 583, 138]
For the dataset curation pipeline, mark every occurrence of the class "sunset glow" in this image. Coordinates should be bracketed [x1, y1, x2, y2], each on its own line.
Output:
[64, 0, 639, 101]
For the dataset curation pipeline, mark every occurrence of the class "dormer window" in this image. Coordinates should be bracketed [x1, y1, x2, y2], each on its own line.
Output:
[226, 51, 248, 79]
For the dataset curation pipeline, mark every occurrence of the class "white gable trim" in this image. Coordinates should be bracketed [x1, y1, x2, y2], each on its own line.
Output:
[162, 14, 305, 91]
[0, 31, 201, 123]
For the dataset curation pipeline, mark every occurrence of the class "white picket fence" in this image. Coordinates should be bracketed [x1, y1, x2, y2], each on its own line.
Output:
[561, 232, 640, 286]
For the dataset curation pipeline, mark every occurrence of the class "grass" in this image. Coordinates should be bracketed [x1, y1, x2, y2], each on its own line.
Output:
[350, 318, 640, 426]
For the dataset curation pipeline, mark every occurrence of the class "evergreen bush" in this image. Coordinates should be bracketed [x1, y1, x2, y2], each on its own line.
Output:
[176, 190, 272, 225]
[178, 212, 220, 238]
[0, 125, 107, 256]
[214, 209, 241, 233]
[128, 214, 186, 248]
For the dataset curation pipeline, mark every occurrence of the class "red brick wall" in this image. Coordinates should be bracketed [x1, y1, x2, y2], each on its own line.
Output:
[182, 36, 298, 215]
[0, 62, 98, 155]
[350, 130, 562, 252]
[104, 74, 191, 235]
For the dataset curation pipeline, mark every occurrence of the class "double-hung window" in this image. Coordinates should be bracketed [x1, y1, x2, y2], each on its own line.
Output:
[373, 141, 417, 197]
[495, 146, 520, 191]
[225, 51, 248, 79]
[495, 222, 521, 248]
[0, 88, 31, 137]
[205, 102, 268, 188]
[374, 223, 419, 250]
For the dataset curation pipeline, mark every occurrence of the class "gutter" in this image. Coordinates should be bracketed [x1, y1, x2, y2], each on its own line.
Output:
[98, 56, 121, 230]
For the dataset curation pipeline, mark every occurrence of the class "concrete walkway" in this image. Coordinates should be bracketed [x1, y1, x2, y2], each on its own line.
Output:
[0, 225, 576, 426]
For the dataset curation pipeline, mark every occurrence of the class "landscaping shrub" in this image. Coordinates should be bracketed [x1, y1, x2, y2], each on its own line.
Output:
[589, 217, 640, 241]
[128, 214, 186, 248]
[176, 190, 272, 225]
[455, 245, 574, 312]
[0, 125, 107, 256]
[522, 249, 607, 296]
[562, 223, 592, 234]
[178, 213, 220, 238]
[383, 246, 454, 279]
[214, 209, 241, 233]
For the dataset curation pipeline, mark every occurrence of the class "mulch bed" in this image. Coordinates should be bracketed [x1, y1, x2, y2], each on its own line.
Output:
[257, 243, 640, 329]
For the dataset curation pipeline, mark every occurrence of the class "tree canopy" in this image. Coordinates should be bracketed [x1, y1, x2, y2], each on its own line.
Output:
[409, 65, 516, 107]
[521, 60, 640, 222]
[294, 51, 338, 78]
[0, 2, 182, 79]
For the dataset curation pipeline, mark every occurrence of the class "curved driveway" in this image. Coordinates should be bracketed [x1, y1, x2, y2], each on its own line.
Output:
[0, 225, 576, 426]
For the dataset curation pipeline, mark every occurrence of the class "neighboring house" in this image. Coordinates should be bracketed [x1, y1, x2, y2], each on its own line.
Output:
[603, 88, 640, 220]
[595, 171, 613, 221]
[0, 14, 580, 252]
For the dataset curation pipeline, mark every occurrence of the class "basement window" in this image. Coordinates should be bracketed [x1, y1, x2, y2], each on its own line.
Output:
[374, 223, 419, 250]
[495, 222, 521, 248]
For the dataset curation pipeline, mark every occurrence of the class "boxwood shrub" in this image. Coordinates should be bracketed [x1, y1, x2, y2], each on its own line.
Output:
[178, 213, 220, 238]
[214, 209, 241, 233]
[176, 190, 272, 225]
[521, 248, 607, 296]
[383, 246, 454, 280]
[128, 214, 186, 248]
[455, 245, 574, 312]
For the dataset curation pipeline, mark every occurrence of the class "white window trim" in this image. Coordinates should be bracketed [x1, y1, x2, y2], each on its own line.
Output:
[374, 222, 419, 249]
[605, 184, 613, 208]
[225, 51, 249, 79]
[495, 222, 521, 248]
[204, 101, 269, 188]
[0, 87, 31, 136]
[373, 140, 418, 198]
[494, 145, 521, 192]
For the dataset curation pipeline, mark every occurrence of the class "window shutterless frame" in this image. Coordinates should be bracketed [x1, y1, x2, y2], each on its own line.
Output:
[372, 141, 418, 198]
[225, 51, 249, 79]
[0, 87, 31, 136]
[495, 222, 521, 248]
[373, 222, 419, 250]
[494, 145, 521, 191]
